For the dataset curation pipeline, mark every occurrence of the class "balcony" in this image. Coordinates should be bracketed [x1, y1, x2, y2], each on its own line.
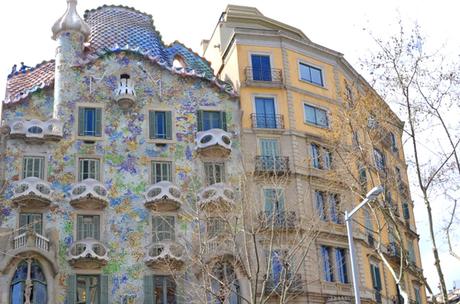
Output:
[374, 290, 383, 304]
[264, 274, 303, 295]
[145, 240, 185, 270]
[398, 181, 410, 198]
[258, 211, 298, 231]
[13, 230, 49, 252]
[9, 118, 63, 142]
[250, 113, 284, 129]
[114, 75, 136, 110]
[67, 238, 109, 268]
[12, 177, 52, 209]
[144, 181, 182, 212]
[195, 128, 232, 158]
[69, 179, 109, 210]
[254, 156, 290, 175]
[203, 237, 235, 261]
[244, 67, 283, 88]
[386, 242, 401, 262]
[198, 183, 235, 211]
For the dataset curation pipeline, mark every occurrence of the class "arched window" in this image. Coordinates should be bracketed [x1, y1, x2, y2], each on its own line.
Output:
[211, 262, 241, 304]
[10, 259, 47, 304]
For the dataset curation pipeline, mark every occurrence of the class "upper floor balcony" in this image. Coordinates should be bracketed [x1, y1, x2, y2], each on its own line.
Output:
[12, 177, 52, 209]
[258, 211, 299, 231]
[198, 183, 235, 211]
[244, 67, 283, 88]
[195, 128, 232, 158]
[250, 113, 284, 129]
[386, 241, 402, 263]
[69, 179, 109, 210]
[254, 156, 290, 175]
[114, 74, 136, 110]
[8, 118, 63, 142]
[67, 238, 109, 269]
[145, 240, 185, 270]
[264, 273, 303, 295]
[203, 237, 235, 262]
[144, 181, 182, 212]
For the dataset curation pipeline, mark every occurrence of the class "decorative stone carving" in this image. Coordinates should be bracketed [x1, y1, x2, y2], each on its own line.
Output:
[144, 181, 182, 212]
[195, 128, 232, 158]
[12, 177, 52, 209]
[67, 238, 109, 268]
[198, 183, 235, 211]
[69, 179, 108, 210]
[114, 75, 136, 110]
[9, 118, 63, 141]
[144, 241, 185, 270]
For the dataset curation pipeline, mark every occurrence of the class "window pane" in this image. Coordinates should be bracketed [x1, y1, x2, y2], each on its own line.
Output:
[23, 157, 44, 179]
[84, 108, 96, 136]
[155, 112, 166, 139]
[316, 108, 328, 126]
[202, 111, 222, 131]
[300, 63, 312, 82]
[310, 67, 323, 85]
[153, 216, 175, 242]
[152, 161, 172, 183]
[304, 105, 316, 124]
[79, 159, 100, 181]
[77, 275, 100, 304]
[204, 162, 225, 185]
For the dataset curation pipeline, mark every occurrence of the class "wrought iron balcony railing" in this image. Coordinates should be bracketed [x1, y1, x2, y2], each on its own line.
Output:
[258, 211, 298, 230]
[250, 113, 284, 129]
[265, 273, 303, 294]
[254, 156, 290, 174]
[245, 67, 283, 84]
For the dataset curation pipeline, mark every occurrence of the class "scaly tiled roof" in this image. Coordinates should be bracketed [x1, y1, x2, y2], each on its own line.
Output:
[4, 5, 233, 105]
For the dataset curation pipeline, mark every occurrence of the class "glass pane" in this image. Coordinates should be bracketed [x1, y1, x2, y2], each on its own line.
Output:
[155, 112, 166, 139]
[310, 67, 323, 85]
[299, 64, 311, 82]
[11, 282, 24, 304]
[32, 281, 47, 304]
[12, 262, 28, 282]
[304, 105, 316, 124]
[84, 108, 96, 136]
[316, 108, 328, 126]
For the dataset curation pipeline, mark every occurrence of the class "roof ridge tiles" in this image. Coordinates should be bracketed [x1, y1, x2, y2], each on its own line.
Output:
[7, 60, 55, 80]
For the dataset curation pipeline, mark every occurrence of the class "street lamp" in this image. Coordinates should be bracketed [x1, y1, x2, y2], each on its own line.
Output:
[345, 185, 384, 304]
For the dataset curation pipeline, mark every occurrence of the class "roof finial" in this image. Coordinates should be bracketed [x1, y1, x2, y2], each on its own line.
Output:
[51, 0, 90, 40]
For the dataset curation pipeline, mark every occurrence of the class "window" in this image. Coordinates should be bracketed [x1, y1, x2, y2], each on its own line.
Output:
[207, 217, 227, 239]
[19, 213, 42, 235]
[11, 259, 47, 304]
[78, 107, 102, 137]
[76, 215, 100, 240]
[402, 202, 410, 220]
[389, 132, 398, 153]
[154, 276, 177, 304]
[149, 110, 172, 140]
[299, 62, 323, 86]
[76, 275, 100, 304]
[268, 250, 291, 284]
[315, 191, 341, 223]
[407, 240, 416, 264]
[414, 285, 422, 304]
[22, 156, 44, 179]
[352, 131, 360, 148]
[152, 216, 175, 242]
[78, 158, 100, 181]
[321, 246, 334, 282]
[395, 167, 402, 184]
[251, 54, 272, 81]
[370, 263, 383, 303]
[204, 162, 225, 185]
[335, 248, 348, 283]
[212, 262, 241, 304]
[264, 189, 285, 217]
[364, 208, 374, 246]
[373, 148, 386, 171]
[344, 81, 353, 103]
[359, 167, 368, 194]
[254, 97, 278, 128]
[197, 110, 227, 131]
[151, 161, 172, 183]
[304, 104, 328, 127]
[310, 144, 332, 169]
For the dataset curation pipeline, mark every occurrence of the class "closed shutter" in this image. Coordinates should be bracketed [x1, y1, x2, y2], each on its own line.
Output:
[165, 111, 172, 139]
[100, 274, 109, 304]
[220, 111, 227, 131]
[167, 216, 175, 241]
[95, 108, 102, 137]
[94, 216, 100, 240]
[149, 111, 155, 139]
[197, 110, 203, 131]
[175, 274, 184, 304]
[19, 214, 27, 234]
[78, 108, 85, 136]
[65, 274, 76, 304]
[144, 275, 155, 304]
[77, 215, 83, 241]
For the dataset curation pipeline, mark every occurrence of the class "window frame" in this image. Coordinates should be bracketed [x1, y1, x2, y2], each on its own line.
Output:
[76, 214, 101, 241]
[373, 148, 386, 172]
[197, 109, 227, 132]
[150, 160, 173, 184]
[147, 109, 175, 143]
[298, 61, 325, 87]
[153, 275, 177, 304]
[152, 215, 176, 242]
[78, 157, 102, 182]
[204, 162, 226, 185]
[76, 274, 101, 304]
[249, 52, 274, 82]
[18, 212, 43, 235]
[22, 155, 46, 179]
[303, 103, 329, 128]
[76, 103, 104, 140]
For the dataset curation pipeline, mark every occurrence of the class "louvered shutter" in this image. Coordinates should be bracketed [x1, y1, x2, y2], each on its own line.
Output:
[197, 110, 203, 131]
[95, 108, 102, 137]
[78, 108, 85, 136]
[221, 111, 227, 131]
[165, 111, 172, 139]
[94, 216, 100, 240]
[100, 274, 109, 304]
[77, 215, 83, 241]
[144, 275, 155, 304]
[65, 274, 76, 304]
[149, 111, 155, 139]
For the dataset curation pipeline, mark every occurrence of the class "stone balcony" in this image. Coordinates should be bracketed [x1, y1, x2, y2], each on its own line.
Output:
[198, 183, 235, 211]
[12, 177, 52, 209]
[144, 181, 182, 212]
[195, 128, 232, 158]
[257, 211, 299, 231]
[144, 240, 185, 270]
[114, 76, 136, 110]
[254, 156, 290, 175]
[9, 118, 63, 142]
[203, 237, 235, 262]
[264, 273, 304, 295]
[69, 179, 109, 210]
[67, 238, 109, 268]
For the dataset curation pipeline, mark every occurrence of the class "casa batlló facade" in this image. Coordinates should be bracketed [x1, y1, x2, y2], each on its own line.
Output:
[0, 1, 426, 304]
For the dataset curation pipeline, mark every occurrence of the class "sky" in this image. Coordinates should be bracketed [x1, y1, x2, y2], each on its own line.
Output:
[1, 0, 459, 294]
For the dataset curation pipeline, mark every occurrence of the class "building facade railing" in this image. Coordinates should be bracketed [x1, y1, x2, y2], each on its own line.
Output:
[244, 67, 283, 84]
[250, 113, 284, 129]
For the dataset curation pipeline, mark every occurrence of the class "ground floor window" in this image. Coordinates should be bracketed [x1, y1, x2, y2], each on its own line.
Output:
[10, 259, 47, 304]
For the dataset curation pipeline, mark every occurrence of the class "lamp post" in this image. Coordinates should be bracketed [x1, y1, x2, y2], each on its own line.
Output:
[345, 185, 384, 304]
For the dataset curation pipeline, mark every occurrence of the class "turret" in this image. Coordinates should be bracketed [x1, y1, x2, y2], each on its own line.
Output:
[51, 0, 90, 120]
